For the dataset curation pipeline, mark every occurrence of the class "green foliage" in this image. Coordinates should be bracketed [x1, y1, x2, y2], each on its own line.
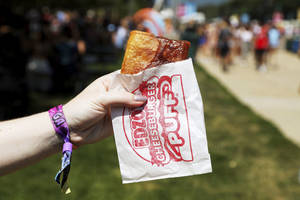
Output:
[1, 63, 300, 200]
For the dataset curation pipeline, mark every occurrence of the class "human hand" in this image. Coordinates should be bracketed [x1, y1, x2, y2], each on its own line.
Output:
[63, 72, 147, 147]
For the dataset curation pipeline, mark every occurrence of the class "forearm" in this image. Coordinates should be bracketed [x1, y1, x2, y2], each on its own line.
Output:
[0, 73, 147, 177]
[0, 112, 61, 175]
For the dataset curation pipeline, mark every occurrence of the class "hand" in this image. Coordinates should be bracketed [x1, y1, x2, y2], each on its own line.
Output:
[63, 72, 147, 146]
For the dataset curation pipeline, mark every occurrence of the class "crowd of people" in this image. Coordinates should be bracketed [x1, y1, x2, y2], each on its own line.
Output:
[1, 6, 299, 119]
[190, 20, 284, 72]
[0, 7, 124, 119]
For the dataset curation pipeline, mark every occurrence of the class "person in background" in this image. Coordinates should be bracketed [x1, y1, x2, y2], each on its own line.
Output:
[240, 25, 253, 60]
[230, 24, 241, 63]
[268, 24, 280, 67]
[217, 21, 232, 72]
[113, 17, 130, 50]
[180, 20, 199, 59]
[254, 23, 269, 72]
[0, 7, 28, 120]
[50, 25, 84, 93]
[205, 23, 218, 57]
[196, 24, 207, 57]
[163, 17, 179, 40]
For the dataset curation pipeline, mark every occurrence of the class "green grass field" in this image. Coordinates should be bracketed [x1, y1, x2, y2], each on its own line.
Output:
[1, 62, 300, 200]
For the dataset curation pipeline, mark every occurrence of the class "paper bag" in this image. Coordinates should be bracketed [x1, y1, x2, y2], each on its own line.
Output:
[111, 58, 212, 183]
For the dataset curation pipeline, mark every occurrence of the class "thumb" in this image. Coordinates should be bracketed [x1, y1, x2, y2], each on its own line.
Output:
[100, 91, 147, 107]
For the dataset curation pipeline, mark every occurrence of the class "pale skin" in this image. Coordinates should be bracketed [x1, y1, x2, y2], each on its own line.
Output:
[0, 72, 147, 176]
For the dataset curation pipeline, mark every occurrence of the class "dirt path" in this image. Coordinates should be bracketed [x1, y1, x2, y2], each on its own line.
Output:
[197, 50, 300, 146]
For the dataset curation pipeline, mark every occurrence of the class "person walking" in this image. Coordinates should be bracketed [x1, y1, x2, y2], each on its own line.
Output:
[254, 24, 269, 72]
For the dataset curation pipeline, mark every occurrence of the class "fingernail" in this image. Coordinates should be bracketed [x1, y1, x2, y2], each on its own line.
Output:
[134, 95, 147, 102]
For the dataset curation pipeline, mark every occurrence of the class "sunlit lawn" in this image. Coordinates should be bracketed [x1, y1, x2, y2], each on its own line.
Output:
[1, 62, 300, 200]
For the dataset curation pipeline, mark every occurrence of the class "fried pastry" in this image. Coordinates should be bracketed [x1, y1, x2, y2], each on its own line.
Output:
[121, 30, 190, 74]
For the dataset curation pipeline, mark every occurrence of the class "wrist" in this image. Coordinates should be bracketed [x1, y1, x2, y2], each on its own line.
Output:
[48, 105, 78, 149]
[48, 105, 75, 189]
[61, 103, 74, 132]
[61, 103, 81, 147]
[42, 111, 63, 148]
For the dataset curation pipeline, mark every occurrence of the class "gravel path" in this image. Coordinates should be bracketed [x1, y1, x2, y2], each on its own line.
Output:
[197, 50, 300, 146]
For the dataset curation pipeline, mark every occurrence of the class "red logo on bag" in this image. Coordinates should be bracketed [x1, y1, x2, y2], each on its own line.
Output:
[122, 75, 193, 166]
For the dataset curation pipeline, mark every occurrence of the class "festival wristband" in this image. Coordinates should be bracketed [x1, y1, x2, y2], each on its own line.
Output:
[48, 105, 73, 193]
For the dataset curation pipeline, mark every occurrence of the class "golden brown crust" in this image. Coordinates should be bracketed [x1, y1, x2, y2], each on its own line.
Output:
[121, 30, 190, 74]
[121, 31, 158, 74]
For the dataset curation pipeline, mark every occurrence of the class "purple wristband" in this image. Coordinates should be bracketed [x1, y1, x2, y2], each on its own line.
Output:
[63, 142, 73, 153]
[48, 105, 70, 140]
[49, 105, 73, 190]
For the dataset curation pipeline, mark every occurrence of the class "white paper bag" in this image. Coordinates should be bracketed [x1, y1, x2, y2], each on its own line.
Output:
[111, 58, 212, 183]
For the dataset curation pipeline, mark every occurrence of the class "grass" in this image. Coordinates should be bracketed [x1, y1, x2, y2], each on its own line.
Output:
[1, 62, 300, 200]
